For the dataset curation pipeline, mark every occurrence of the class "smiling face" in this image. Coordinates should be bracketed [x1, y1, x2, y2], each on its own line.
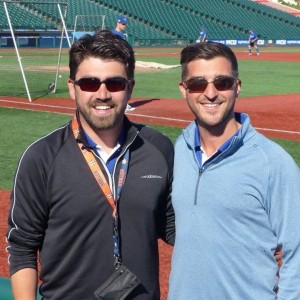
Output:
[179, 56, 241, 135]
[68, 56, 134, 136]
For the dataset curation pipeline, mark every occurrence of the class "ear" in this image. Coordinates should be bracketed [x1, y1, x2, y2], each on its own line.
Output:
[129, 79, 135, 90]
[67, 79, 76, 100]
[236, 79, 242, 97]
[179, 81, 187, 98]
[125, 79, 135, 102]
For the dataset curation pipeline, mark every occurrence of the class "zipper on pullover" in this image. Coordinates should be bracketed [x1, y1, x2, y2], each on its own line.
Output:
[92, 131, 139, 199]
[194, 168, 204, 205]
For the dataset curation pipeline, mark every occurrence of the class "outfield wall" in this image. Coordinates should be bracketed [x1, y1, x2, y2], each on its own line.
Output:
[1, 32, 300, 48]
[210, 39, 300, 47]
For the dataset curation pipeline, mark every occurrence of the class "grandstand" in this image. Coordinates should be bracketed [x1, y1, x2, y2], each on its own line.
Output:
[1, 0, 300, 46]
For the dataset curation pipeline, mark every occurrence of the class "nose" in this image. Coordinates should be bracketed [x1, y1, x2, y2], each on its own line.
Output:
[96, 82, 110, 99]
[202, 82, 218, 100]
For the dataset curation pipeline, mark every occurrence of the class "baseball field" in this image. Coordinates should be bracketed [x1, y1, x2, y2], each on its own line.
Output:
[0, 46, 300, 299]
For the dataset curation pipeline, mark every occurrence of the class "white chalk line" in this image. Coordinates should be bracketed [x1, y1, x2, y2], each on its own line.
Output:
[1, 99, 299, 136]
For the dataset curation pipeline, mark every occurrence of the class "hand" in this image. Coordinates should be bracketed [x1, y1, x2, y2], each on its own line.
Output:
[274, 246, 283, 268]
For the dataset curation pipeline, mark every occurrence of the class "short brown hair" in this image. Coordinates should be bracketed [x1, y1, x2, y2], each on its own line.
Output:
[69, 30, 135, 80]
[180, 42, 239, 80]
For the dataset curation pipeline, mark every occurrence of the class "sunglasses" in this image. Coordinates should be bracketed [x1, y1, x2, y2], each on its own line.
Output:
[183, 76, 237, 93]
[73, 77, 130, 92]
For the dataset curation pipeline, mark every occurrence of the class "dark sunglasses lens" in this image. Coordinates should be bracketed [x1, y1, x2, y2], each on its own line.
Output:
[185, 77, 235, 93]
[105, 78, 127, 92]
[214, 77, 235, 91]
[79, 78, 100, 92]
[186, 78, 208, 93]
[76, 78, 127, 92]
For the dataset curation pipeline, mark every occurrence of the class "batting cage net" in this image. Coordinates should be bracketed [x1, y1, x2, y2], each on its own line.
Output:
[71, 14, 105, 43]
[0, 1, 70, 102]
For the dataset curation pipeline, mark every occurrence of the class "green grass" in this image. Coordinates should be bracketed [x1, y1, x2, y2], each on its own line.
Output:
[135, 47, 300, 55]
[133, 69, 182, 99]
[0, 107, 299, 190]
[238, 60, 300, 97]
[1, 48, 300, 100]
[0, 108, 71, 189]
[0, 48, 299, 190]
[133, 59, 300, 99]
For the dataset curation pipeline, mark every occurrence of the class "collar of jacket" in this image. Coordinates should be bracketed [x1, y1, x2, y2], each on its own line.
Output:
[182, 112, 252, 157]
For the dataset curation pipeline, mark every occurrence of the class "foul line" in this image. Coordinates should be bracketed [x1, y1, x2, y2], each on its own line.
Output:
[0, 99, 74, 111]
[129, 112, 190, 123]
[255, 127, 300, 135]
[1, 99, 299, 136]
[130, 113, 300, 135]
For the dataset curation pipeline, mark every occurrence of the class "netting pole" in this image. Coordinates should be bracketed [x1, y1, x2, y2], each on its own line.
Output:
[72, 15, 79, 44]
[3, 1, 32, 102]
[101, 16, 105, 30]
[57, 3, 71, 48]
[51, 4, 70, 93]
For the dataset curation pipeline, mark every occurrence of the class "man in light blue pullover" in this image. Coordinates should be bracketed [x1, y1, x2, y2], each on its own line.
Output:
[168, 42, 300, 299]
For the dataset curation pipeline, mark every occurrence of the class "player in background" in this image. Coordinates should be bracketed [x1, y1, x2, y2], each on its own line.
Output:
[248, 29, 260, 56]
[112, 15, 135, 112]
[196, 26, 207, 43]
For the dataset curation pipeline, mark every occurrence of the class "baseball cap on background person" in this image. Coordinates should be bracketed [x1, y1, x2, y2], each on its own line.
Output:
[116, 15, 128, 25]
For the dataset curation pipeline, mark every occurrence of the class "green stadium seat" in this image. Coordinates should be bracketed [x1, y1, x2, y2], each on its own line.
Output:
[0, 277, 42, 300]
[1, 0, 299, 42]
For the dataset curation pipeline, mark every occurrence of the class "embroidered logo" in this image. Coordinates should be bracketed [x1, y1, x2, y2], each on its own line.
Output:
[141, 175, 163, 179]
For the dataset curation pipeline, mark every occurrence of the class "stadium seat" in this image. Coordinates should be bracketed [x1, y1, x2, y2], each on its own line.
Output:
[1, 0, 300, 41]
[0, 277, 42, 300]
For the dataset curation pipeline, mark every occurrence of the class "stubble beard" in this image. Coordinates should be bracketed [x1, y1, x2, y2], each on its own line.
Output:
[79, 103, 126, 131]
[195, 99, 236, 133]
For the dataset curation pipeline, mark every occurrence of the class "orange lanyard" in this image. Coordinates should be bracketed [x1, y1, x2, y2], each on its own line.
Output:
[71, 115, 129, 217]
[71, 115, 130, 265]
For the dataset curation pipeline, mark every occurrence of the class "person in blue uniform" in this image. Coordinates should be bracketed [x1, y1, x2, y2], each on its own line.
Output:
[196, 26, 207, 43]
[112, 15, 128, 40]
[248, 29, 260, 56]
[112, 16, 135, 111]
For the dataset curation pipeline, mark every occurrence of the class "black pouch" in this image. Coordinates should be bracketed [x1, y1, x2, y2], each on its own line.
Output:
[94, 264, 140, 300]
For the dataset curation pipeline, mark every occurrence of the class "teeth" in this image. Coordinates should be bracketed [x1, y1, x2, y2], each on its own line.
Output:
[95, 106, 110, 110]
[204, 103, 218, 107]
